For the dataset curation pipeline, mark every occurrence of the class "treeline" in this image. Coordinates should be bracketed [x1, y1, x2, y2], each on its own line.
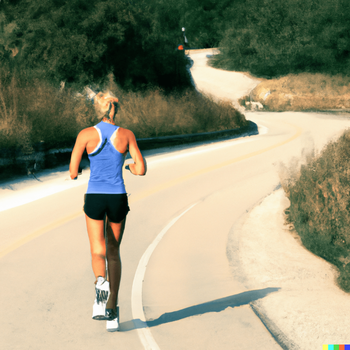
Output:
[210, 0, 350, 77]
[141, 0, 350, 79]
[142, 0, 350, 79]
[0, 0, 191, 91]
[2, 0, 350, 87]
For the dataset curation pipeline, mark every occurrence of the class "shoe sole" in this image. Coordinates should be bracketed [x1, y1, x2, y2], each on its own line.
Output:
[92, 302, 108, 320]
[106, 319, 119, 332]
[93, 315, 109, 320]
[106, 306, 119, 331]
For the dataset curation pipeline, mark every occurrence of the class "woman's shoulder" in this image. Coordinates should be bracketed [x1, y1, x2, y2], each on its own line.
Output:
[77, 126, 98, 140]
[117, 127, 135, 137]
[118, 128, 138, 144]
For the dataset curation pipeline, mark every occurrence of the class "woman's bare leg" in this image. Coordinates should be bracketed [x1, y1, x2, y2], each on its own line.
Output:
[106, 218, 126, 309]
[85, 215, 106, 279]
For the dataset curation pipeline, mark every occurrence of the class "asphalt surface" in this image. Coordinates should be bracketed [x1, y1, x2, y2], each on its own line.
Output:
[2, 112, 350, 350]
[189, 50, 350, 348]
[1, 50, 350, 350]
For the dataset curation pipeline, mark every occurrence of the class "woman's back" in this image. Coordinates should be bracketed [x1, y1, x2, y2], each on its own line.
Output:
[87, 121, 126, 194]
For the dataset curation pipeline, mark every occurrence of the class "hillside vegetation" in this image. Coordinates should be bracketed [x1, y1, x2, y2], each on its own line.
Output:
[281, 132, 350, 292]
[210, 0, 350, 78]
[0, 71, 246, 178]
[3, 0, 350, 84]
[240, 73, 350, 111]
[0, 0, 248, 178]
[0, 0, 191, 91]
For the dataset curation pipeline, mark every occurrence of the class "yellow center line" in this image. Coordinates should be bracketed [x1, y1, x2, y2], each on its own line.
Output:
[131, 122, 302, 203]
[0, 211, 83, 258]
[0, 122, 302, 259]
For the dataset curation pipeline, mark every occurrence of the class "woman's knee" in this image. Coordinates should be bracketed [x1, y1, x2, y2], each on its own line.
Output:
[108, 220, 125, 245]
[91, 243, 106, 259]
[91, 251, 106, 261]
[107, 241, 120, 257]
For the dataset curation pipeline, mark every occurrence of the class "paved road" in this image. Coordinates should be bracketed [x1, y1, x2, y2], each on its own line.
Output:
[1, 51, 350, 350]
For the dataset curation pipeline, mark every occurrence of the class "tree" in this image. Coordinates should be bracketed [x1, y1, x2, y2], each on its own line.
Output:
[5, 0, 192, 90]
[212, 0, 350, 77]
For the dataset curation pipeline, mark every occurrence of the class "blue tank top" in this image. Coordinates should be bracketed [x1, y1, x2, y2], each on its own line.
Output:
[86, 121, 126, 194]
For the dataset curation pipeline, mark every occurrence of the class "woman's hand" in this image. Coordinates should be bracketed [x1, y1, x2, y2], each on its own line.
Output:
[125, 163, 141, 175]
[125, 157, 147, 175]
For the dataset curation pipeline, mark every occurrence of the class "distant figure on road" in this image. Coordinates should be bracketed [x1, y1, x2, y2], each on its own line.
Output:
[69, 91, 146, 332]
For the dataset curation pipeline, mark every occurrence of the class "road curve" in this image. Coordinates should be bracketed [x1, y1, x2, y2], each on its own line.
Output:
[1, 51, 350, 350]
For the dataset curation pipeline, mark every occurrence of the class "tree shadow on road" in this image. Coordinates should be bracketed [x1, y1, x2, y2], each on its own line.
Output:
[120, 287, 280, 332]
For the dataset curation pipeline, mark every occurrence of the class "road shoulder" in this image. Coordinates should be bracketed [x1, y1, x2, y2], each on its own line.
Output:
[228, 188, 350, 349]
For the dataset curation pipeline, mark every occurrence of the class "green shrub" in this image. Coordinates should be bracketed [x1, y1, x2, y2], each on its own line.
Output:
[282, 131, 350, 292]
[211, 0, 350, 78]
[2, 0, 192, 91]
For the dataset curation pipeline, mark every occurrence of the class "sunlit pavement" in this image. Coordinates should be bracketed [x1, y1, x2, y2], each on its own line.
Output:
[1, 50, 350, 350]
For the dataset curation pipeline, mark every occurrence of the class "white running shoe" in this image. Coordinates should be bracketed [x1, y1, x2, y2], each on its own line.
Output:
[92, 276, 110, 320]
[106, 306, 119, 332]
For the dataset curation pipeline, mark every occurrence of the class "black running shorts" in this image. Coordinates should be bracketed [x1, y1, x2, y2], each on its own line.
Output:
[84, 193, 130, 223]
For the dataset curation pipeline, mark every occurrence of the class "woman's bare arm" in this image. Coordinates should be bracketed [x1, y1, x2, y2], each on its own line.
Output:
[69, 130, 88, 179]
[126, 130, 146, 176]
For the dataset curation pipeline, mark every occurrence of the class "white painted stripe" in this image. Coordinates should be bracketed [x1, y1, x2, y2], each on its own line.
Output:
[131, 202, 199, 350]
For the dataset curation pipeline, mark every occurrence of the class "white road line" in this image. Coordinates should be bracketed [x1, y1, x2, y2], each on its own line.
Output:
[131, 202, 199, 350]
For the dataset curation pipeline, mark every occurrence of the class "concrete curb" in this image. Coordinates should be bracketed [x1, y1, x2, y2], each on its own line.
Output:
[249, 302, 300, 350]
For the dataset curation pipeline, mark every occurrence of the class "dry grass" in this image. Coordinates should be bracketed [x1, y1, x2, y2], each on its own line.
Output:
[240, 73, 350, 111]
[281, 131, 350, 292]
[98, 74, 247, 138]
[0, 70, 96, 153]
[0, 71, 247, 175]
[115, 89, 247, 138]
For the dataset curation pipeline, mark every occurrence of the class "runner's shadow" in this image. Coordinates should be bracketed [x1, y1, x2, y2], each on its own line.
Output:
[119, 287, 280, 331]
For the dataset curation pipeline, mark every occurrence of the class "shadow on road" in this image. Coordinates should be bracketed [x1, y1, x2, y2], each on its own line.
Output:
[120, 287, 280, 332]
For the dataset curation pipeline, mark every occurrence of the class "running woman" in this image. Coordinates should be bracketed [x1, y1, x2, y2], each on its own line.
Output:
[69, 91, 146, 332]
